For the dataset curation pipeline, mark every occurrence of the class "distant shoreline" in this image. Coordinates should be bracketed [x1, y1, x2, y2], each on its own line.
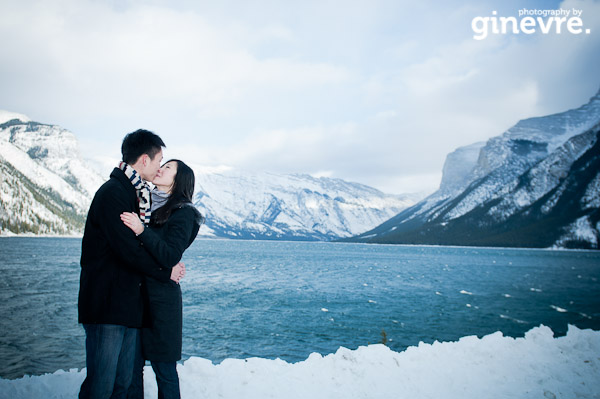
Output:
[0, 233, 82, 238]
[0, 234, 598, 252]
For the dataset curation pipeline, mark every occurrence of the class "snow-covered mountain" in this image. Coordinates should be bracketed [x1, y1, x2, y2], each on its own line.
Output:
[351, 89, 600, 249]
[0, 113, 105, 235]
[193, 167, 417, 240]
[0, 112, 416, 239]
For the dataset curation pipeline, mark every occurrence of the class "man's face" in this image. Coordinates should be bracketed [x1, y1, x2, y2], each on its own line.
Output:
[140, 149, 163, 181]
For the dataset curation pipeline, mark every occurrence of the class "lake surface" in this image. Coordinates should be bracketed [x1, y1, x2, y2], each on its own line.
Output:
[0, 237, 599, 379]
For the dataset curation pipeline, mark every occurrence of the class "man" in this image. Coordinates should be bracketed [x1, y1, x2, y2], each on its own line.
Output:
[78, 129, 184, 399]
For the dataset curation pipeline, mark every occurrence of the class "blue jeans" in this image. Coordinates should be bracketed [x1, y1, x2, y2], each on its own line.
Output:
[79, 324, 139, 399]
[127, 334, 144, 399]
[152, 361, 181, 399]
[128, 335, 180, 399]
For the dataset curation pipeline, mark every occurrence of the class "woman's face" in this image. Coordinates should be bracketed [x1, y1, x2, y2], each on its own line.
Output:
[153, 161, 178, 192]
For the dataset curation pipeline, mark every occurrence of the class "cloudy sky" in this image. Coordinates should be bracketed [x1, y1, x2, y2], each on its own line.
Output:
[1, 0, 599, 194]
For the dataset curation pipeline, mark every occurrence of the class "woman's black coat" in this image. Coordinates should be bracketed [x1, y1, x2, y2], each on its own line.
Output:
[137, 204, 202, 362]
[78, 168, 172, 328]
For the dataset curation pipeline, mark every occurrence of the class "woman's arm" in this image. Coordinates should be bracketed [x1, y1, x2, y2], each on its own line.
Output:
[120, 208, 196, 268]
[120, 211, 186, 283]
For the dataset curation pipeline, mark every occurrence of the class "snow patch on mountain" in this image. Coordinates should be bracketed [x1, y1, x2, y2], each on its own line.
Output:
[0, 116, 105, 234]
[193, 168, 417, 240]
[555, 216, 599, 248]
[474, 91, 600, 180]
[0, 137, 90, 212]
[434, 90, 600, 222]
[0, 120, 104, 199]
[0, 159, 75, 234]
[439, 141, 486, 195]
[353, 89, 600, 249]
[582, 172, 600, 209]
[487, 129, 599, 222]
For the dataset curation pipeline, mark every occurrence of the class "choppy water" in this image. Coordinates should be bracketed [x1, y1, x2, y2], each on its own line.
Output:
[0, 237, 598, 379]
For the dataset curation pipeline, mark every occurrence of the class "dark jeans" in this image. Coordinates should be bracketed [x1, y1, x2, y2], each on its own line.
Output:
[127, 332, 144, 399]
[79, 324, 139, 399]
[152, 361, 181, 399]
[128, 334, 181, 399]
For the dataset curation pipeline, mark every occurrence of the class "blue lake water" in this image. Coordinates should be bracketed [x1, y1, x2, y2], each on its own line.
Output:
[0, 237, 599, 379]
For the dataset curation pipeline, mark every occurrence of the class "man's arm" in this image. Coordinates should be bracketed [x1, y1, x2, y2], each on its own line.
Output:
[94, 187, 172, 282]
[136, 208, 195, 268]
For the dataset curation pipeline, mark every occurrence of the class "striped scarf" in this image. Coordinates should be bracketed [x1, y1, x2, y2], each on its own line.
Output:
[118, 161, 152, 225]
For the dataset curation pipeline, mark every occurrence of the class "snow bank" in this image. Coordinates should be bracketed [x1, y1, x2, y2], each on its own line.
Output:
[1, 325, 598, 399]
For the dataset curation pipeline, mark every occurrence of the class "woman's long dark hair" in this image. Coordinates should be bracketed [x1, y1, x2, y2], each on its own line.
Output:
[153, 159, 199, 226]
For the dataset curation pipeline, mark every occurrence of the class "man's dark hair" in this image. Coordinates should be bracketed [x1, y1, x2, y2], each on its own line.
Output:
[121, 129, 166, 164]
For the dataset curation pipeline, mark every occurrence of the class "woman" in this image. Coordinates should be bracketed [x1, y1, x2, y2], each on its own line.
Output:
[121, 159, 204, 399]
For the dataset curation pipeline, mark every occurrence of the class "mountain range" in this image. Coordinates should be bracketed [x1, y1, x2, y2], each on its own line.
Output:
[0, 111, 104, 235]
[349, 89, 600, 249]
[0, 112, 415, 239]
[2, 88, 599, 248]
[193, 167, 417, 240]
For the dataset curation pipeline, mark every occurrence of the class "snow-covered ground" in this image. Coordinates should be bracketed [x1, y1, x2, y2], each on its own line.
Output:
[1, 325, 598, 399]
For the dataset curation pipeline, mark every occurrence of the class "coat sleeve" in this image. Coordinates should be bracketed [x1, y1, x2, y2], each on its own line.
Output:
[94, 186, 172, 282]
[137, 207, 195, 268]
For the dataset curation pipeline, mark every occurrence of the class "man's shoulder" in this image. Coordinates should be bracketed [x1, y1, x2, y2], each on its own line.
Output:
[94, 168, 132, 198]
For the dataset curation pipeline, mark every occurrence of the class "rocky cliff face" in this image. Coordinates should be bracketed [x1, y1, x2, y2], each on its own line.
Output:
[351, 90, 600, 249]
[0, 116, 105, 235]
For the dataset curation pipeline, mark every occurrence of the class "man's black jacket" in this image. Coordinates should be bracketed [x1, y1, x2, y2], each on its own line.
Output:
[78, 167, 171, 327]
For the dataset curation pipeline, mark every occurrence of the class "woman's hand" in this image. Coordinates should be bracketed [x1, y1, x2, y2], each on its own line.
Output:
[120, 212, 144, 235]
[170, 262, 186, 284]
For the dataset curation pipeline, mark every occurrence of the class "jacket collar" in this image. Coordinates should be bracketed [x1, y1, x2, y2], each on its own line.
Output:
[110, 167, 136, 195]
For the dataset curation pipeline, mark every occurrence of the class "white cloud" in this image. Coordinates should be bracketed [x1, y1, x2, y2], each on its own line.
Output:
[1, 0, 599, 194]
[0, 0, 351, 121]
